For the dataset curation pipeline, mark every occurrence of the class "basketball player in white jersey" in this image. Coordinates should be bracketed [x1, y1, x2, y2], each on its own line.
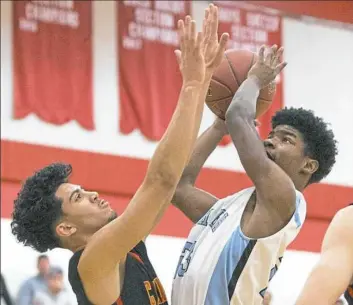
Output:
[171, 45, 338, 304]
[294, 203, 353, 305]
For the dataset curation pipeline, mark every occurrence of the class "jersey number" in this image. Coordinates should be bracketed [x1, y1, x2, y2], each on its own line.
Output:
[174, 241, 196, 278]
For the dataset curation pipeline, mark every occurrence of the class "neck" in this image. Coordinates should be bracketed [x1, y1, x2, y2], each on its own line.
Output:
[292, 176, 310, 192]
[64, 234, 91, 253]
[49, 288, 60, 296]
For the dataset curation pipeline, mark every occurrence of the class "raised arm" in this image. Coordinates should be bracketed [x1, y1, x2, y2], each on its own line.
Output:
[295, 206, 353, 305]
[224, 45, 296, 218]
[78, 8, 229, 304]
[171, 118, 227, 223]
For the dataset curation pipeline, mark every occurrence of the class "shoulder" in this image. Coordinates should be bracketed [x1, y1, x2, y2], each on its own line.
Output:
[20, 276, 37, 288]
[322, 206, 353, 251]
[33, 290, 48, 302]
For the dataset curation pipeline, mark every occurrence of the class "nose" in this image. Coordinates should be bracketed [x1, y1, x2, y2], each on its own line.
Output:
[263, 138, 275, 149]
[89, 192, 99, 203]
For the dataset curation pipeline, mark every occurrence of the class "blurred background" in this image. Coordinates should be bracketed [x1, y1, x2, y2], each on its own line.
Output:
[1, 1, 353, 304]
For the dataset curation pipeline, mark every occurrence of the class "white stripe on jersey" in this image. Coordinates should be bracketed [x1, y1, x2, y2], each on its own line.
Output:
[172, 187, 306, 305]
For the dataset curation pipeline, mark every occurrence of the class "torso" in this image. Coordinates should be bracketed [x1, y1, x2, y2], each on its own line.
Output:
[68, 241, 168, 305]
[172, 187, 306, 305]
[241, 192, 294, 239]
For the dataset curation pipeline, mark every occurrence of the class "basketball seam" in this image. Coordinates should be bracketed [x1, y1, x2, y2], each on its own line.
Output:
[224, 52, 240, 87]
[258, 97, 273, 102]
[211, 76, 233, 96]
[208, 96, 233, 103]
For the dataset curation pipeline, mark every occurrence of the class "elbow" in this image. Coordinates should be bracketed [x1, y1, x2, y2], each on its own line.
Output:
[225, 108, 253, 132]
[144, 170, 179, 190]
[171, 181, 190, 205]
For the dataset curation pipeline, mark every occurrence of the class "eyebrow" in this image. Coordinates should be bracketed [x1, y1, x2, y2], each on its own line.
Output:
[69, 188, 81, 203]
[281, 130, 297, 138]
[272, 129, 298, 138]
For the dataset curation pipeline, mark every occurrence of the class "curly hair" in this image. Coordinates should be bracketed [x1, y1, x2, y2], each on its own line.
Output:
[272, 107, 338, 184]
[11, 163, 72, 253]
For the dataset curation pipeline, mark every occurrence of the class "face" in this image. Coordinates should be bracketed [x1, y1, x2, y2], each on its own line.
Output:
[55, 183, 117, 239]
[47, 274, 63, 293]
[37, 257, 50, 276]
[264, 125, 318, 184]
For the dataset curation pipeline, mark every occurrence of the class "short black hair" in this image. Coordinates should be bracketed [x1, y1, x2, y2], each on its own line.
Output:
[11, 163, 72, 253]
[272, 107, 338, 184]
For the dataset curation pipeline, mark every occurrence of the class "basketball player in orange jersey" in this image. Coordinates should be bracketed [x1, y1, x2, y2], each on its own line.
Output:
[294, 203, 353, 305]
[10, 5, 229, 305]
[171, 45, 339, 304]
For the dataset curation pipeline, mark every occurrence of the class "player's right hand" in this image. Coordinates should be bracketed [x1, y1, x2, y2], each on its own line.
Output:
[175, 16, 205, 86]
[248, 45, 287, 88]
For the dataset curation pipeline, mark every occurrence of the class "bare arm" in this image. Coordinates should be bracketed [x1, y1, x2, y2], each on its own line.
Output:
[171, 117, 226, 223]
[224, 46, 295, 218]
[295, 206, 353, 305]
[79, 85, 204, 300]
[78, 9, 229, 304]
[151, 5, 231, 226]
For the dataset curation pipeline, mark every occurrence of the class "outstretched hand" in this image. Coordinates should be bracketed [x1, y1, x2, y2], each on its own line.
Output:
[201, 4, 229, 73]
[175, 4, 229, 85]
[248, 45, 287, 88]
[175, 16, 205, 85]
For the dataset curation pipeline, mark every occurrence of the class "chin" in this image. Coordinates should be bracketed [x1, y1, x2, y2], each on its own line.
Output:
[107, 210, 118, 223]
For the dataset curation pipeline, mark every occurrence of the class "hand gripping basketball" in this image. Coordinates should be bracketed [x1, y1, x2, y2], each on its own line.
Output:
[248, 45, 287, 89]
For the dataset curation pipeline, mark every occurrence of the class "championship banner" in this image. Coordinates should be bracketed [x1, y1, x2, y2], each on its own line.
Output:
[13, 1, 94, 130]
[214, 0, 283, 145]
[118, 1, 191, 141]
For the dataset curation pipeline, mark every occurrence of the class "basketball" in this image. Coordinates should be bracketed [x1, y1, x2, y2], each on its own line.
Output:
[205, 49, 277, 120]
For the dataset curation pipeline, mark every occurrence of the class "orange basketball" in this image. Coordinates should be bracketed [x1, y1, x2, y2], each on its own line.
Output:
[205, 49, 276, 120]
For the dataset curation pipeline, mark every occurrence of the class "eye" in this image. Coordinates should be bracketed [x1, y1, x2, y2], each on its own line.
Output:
[283, 137, 292, 144]
[75, 193, 82, 202]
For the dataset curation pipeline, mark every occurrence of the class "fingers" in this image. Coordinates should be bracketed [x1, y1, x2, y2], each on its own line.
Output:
[190, 20, 196, 42]
[210, 4, 219, 38]
[195, 31, 203, 51]
[211, 32, 229, 66]
[177, 19, 185, 52]
[178, 15, 199, 50]
[272, 46, 284, 67]
[258, 45, 265, 62]
[218, 32, 229, 51]
[185, 15, 191, 40]
[202, 8, 210, 36]
[275, 61, 287, 74]
[174, 50, 182, 66]
[265, 45, 277, 65]
[260, 45, 285, 71]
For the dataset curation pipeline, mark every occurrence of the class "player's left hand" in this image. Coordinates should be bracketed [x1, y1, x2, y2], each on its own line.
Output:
[201, 4, 229, 75]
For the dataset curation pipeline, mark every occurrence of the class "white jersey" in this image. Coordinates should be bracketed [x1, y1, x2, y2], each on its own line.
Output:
[172, 187, 306, 305]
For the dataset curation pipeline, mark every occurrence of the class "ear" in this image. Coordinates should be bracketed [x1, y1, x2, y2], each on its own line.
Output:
[55, 222, 77, 238]
[301, 157, 319, 176]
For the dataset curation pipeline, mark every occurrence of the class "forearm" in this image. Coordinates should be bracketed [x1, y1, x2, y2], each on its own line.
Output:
[145, 83, 205, 185]
[225, 77, 260, 122]
[179, 121, 225, 186]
